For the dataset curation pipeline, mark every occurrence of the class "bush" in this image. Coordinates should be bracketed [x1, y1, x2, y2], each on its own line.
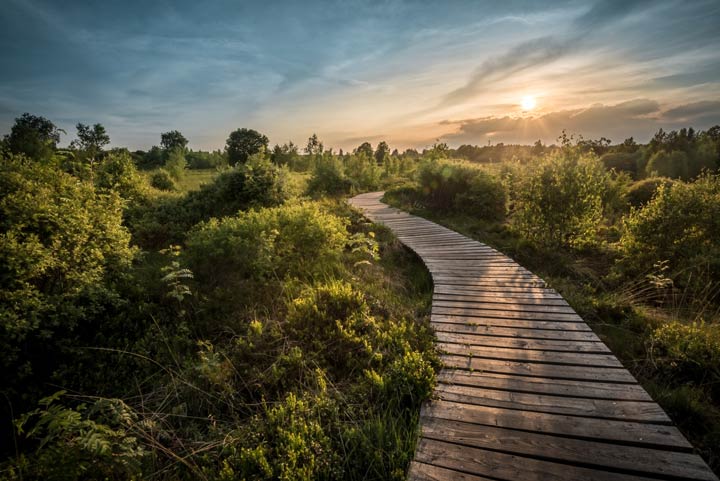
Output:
[149, 169, 176, 191]
[0, 156, 135, 398]
[127, 157, 287, 248]
[600, 151, 641, 177]
[415, 159, 506, 220]
[344, 153, 381, 192]
[626, 177, 674, 207]
[618, 174, 720, 295]
[164, 146, 187, 180]
[511, 149, 612, 248]
[651, 321, 720, 396]
[307, 155, 351, 196]
[95, 149, 148, 201]
[287, 281, 378, 372]
[185, 202, 349, 284]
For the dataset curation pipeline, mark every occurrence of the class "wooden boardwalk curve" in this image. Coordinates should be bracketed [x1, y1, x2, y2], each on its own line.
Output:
[349, 192, 718, 481]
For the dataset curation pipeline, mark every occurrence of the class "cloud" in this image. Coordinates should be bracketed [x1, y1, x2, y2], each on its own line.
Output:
[440, 0, 655, 107]
[441, 98, 667, 145]
[442, 37, 567, 106]
[662, 101, 720, 123]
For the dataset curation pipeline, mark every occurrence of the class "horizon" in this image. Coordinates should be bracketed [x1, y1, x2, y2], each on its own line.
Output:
[2, 0, 719, 152]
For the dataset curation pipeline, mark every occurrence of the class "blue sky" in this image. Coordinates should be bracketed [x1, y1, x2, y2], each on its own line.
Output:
[1, 0, 719, 150]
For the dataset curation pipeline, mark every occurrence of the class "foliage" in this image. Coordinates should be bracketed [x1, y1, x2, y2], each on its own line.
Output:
[617, 174, 720, 297]
[344, 153, 382, 192]
[3, 113, 63, 161]
[186, 149, 227, 169]
[626, 177, 674, 207]
[95, 149, 148, 201]
[128, 156, 287, 249]
[7, 392, 147, 481]
[651, 321, 720, 398]
[226, 128, 269, 165]
[511, 148, 612, 248]
[600, 151, 641, 177]
[307, 154, 352, 196]
[160, 130, 188, 152]
[0, 155, 135, 399]
[185, 202, 349, 283]
[149, 169, 176, 190]
[414, 159, 506, 221]
[70, 123, 110, 173]
[164, 146, 187, 180]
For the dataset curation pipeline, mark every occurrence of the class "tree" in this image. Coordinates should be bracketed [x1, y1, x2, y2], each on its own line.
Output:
[531, 140, 545, 156]
[355, 142, 373, 158]
[305, 133, 323, 155]
[226, 128, 269, 165]
[70, 123, 110, 175]
[160, 130, 188, 152]
[4, 113, 64, 161]
[374, 141, 389, 165]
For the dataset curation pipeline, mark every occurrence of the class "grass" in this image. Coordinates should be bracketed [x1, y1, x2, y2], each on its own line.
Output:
[176, 168, 219, 191]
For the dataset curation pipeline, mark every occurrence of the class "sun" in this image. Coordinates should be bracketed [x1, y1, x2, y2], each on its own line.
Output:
[521, 95, 537, 111]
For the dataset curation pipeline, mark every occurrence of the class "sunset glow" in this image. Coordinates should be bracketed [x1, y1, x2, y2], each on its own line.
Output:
[521, 96, 537, 111]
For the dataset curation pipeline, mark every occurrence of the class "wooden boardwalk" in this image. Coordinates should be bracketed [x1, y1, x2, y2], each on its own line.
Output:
[349, 192, 718, 481]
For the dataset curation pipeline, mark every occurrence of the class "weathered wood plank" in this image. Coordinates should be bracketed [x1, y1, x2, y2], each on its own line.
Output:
[421, 418, 716, 480]
[434, 384, 668, 422]
[440, 354, 636, 383]
[437, 369, 653, 401]
[434, 331, 610, 353]
[414, 438, 662, 481]
[422, 400, 688, 448]
[436, 342, 623, 367]
[431, 322, 602, 341]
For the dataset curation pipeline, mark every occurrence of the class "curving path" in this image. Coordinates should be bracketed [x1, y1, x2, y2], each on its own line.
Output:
[349, 192, 718, 481]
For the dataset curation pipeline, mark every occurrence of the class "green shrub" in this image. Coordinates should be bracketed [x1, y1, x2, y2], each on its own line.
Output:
[287, 281, 378, 372]
[307, 154, 351, 196]
[600, 151, 641, 177]
[511, 149, 612, 248]
[185, 202, 349, 283]
[95, 149, 148, 201]
[626, 177, 674, 207]
[651, 321, 720, 395]
[0, 156, 135, 397]
[127, 157, 287, 249]
[416, 159, 506, 220]
[149, 169, 176, 190]
[164, 146, 187, 180]
[618, 174, 720, 295]
[344, 153, 381, 192]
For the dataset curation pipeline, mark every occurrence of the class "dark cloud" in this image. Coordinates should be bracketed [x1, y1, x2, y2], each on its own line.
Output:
[661, 101, 720, 126]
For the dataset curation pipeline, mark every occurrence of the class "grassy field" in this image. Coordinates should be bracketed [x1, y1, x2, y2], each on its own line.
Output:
[176, 168, 219, 191]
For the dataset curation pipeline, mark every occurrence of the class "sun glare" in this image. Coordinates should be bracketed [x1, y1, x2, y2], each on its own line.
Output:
[521, 95, 536, 111]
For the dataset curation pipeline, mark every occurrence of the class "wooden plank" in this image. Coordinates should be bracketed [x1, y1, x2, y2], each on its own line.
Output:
[432, 299, 577, 314]
[432, 315, 592, 331]
[432, 306, 583, 322]
[436, 342, 623, 368]
[438, 369, 653, 401]
[431, 322, 602, 341]
[414, 438, 662, 481]
[434, 331, 610, 353]
[422, 400, 689, 449]
[408, 462, 495, 481]
[434, 384, 668, 423]
[420, 419, 716, 480]
[440, 354, 636, 383]
[433, 290, 567, 304]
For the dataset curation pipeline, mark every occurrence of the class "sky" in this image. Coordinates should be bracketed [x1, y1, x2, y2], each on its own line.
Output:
[1, 0, 719, 151]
